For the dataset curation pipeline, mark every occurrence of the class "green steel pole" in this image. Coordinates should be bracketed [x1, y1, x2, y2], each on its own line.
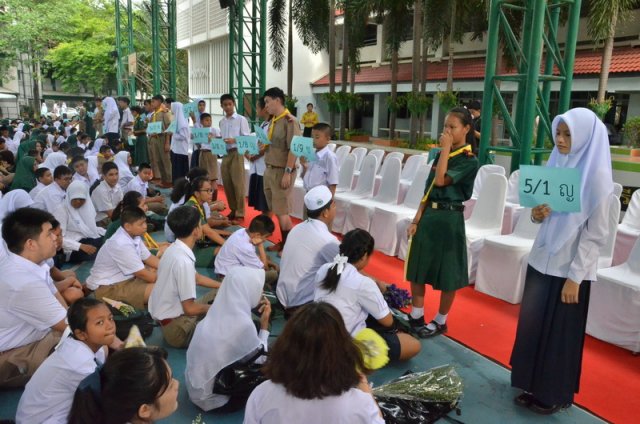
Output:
[115, 0, 124, 96]
[237, 0, 245, 115]
[478, 0, 502, 164]
[518, 0, 547, 168]
[558, 0, 582, 113]
[250, 0, 257, 122]
[228, 4, 235, 96]
[168, 0, 177, 99]
[151, 0, 161, 95]
[260, 0, 267, 97]
[127, 0, 136, 105]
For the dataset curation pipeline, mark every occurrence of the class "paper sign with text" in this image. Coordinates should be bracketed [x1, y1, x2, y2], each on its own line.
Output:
[182, 101, 198, 118]
[519, 165, 582, 213]
[236, 135, 260, 155]
[290, 136, 317, 162]
[191, 128, 210, 144]
[146, 121, 163, 135]
[210, 138, 227, 156]
[254, 124, 271, 145]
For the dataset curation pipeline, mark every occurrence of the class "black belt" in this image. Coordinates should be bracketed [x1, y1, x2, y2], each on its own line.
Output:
[426, 200, 465, 212]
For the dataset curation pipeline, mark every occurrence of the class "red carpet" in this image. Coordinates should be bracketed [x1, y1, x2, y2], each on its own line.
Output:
[219, 189, 640, 424]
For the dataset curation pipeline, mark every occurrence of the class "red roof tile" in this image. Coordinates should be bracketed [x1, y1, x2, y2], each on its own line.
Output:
[311, 47, 640, 86]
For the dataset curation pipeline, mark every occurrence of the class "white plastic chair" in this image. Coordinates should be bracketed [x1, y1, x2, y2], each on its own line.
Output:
[332, 155, 379, 233]
[466, 173, 508, 283]
[612, 189, 640, 265]
[371, 166, 430, 257]
[398, 155, 428, 204]
[502, 169, 524, 234]
[351, 147, 367, 172]
[343, 157, 402, 233]
[335, 145, 351, 169]
[475, 208, 541, 304]
[352, 148, 384, 189]
[598, 193, 622, 269]
[290, 169, 306, 219]
[463, 164, 506, 220]
[327, 143, 337, 152]
[587, 237, 640, 353]
[335, 153, 357, 194]
[374, 152, 404, 195]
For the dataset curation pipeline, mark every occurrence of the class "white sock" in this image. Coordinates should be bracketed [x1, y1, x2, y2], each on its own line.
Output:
[410, 306, 424, 320]
[426, 313, 448, 330]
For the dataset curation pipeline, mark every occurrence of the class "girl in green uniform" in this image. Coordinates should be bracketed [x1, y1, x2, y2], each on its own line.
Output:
[405, 107, 479, 338]
[131, 106, 150, 166]
[10, 156, 38, 192]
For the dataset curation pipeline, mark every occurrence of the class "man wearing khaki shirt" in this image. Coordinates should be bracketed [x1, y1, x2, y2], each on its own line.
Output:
[148, 94, 173, 188]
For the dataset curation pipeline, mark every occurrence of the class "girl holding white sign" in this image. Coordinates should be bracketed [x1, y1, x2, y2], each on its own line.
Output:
[510, 107, 613, 415]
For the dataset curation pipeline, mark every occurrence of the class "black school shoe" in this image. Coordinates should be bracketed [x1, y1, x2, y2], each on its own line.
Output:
[514, 392, 534, 408]
[408, 317, 448, 338]
[528, 398, 570, 415]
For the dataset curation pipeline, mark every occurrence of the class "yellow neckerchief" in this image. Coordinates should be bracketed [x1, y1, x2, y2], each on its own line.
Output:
[187, 195, 207, 241]
[151, 107, 163, 123]
[268, 108, 291, 140]
[420, 144, 473, 204]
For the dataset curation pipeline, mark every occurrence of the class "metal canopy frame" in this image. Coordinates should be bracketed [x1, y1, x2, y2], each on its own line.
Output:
[478, 0, 582, 170]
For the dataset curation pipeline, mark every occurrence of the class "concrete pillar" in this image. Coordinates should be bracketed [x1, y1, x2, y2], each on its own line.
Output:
[431, 100, 441, 139]
[372, 93, 383, 137]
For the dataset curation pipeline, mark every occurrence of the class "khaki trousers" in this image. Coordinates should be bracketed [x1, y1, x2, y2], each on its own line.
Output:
[160, 288, 218, 348]
[0, 331, 61, 388]
[149, 135, 172, 184]
[221, 150, 245, 217]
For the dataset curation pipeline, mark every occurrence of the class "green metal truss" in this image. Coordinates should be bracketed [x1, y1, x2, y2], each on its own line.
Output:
[228, 0, 268, 123]
[478, 0, 582, 170]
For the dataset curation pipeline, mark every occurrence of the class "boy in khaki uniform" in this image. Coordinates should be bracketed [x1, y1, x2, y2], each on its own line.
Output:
[262, 87, 301, 252]
[148, 94, 172, 188]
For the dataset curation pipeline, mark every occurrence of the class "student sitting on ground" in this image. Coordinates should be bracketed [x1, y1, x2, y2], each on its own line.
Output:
[48, 219, 85, 305]
[149, 206, 221, 348]
[29, 166, 53, 200]
[114, 150, 134, 189]
[91, 161, 123, 228]
[186, 267, 271, 412]
[71, 155, 99, 188]
[104, 191, 147, 239]
[314, 229, 421, 362]
[9, 155, 37, 192]
[52, 181, 105, 263]
[16, 298, 116, 424]
[33, 165, 73, 213]
[86, 207, 159, 309]
[96, 144, 113, 172]
[244, 302, 384, 424]
[69, 347, 179, 424]
[124, 162, 167, 215]
[214, 215, 279, 289]
[0, 208, 67, 388]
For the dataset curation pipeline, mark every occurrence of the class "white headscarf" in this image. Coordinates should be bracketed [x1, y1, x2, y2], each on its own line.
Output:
[88, 138, 105, 156]
[538, 107, 613, 253]
[102, 97, 120, 133]
[0, 190, 34, 222]
[16, 123, 24, 132]
[39, 151, 68, 170]
[53, 181, 102, 239]
[12, 131, 24, 144]
[171, 102, 191, 142]
[186, 267, 265, 399]
[6, 130, 23, 154]
[114, 151, 134, 185]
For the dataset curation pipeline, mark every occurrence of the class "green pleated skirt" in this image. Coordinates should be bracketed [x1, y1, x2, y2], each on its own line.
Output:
[405, 208, 469, 291]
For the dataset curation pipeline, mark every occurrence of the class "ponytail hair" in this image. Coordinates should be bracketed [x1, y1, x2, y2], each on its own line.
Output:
[321, 229, 375, 293]
[170, 166, 208, 203]
[446, 106, 475, 147]
[183, 176, 208, 201]
[111, 190, 143, 221]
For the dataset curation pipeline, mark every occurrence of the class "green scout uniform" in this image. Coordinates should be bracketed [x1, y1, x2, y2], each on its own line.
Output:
[133, 116, 150, 166]
[405, 145, 479, 291]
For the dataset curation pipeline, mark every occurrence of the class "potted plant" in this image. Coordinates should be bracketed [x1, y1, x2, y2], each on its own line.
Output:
[285, 96, 298, 116]
[623, 116, 640, 158]
[436, 89, 458, 114]
[345, 129, 370, 143]
[588, 97, 613, 121]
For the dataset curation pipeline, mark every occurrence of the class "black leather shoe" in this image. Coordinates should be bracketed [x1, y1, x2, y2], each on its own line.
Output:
[528, 399, 563, 415]
[514, 392, 534, 408]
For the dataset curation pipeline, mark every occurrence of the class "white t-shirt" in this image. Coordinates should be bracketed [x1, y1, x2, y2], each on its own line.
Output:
[314, 263, 390, 336]
[91, 180, 123, 222]
[276, 219, 339, 308]
[148, 240, 197, 320]
[303, 146, 339, 191]
[213, 229, 263, 275]
[16, 337, 106, 424]
[86, 227, 151, 290]
[0, 253, 66, 351]
[33, 182, 66, 213]
[244, 380, 385, 424]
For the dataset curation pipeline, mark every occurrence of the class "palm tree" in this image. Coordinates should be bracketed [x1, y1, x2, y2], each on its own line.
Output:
[410, 0, 424, 145]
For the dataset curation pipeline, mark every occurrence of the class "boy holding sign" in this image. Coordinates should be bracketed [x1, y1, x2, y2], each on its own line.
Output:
[198, 113, 222, 199]
[148, 95, 172, 188]
[300, 123, 339, 196]
[219, 94, 251, 222]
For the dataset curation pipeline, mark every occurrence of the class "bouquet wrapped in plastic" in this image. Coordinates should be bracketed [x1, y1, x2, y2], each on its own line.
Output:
[373, 365, 463, 424]
[383, 284, 412, 309]
[102, 297, 136, 317]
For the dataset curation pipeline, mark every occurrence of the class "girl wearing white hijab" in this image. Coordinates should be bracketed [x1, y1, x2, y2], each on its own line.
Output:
[114, 151, 134, 189]
[169, 102, 191, 182]
[7, 130, 24, 155]
[39, 151, 68, 170]
[102, 97, 121, 148]
[185, 267, 271, 411]
[0, 189, 34, 259]
[52, 181, 105, 263]
[86, 138, 105, 157]
[511, 108, 613, 415]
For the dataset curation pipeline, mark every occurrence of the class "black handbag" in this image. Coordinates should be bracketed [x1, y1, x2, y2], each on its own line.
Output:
[212, 346, 267, 397]
[107, 305, 157, 340]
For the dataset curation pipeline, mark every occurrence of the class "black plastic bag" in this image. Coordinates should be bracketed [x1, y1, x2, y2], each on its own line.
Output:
[212, 347, 267, 397]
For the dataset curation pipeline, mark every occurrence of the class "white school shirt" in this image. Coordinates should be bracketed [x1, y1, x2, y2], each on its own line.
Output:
[219, 112, 250, 150]
[314, 263, 390, 336]
[86, 226, 151, 290]
[148, 240, 197, 320]
[16, 338, 106, 424]
[164, 197, 211, 243]
[29, 181, 47, 200]
[33, 182, 66, 213]
[249, 120, 269, 176]
[303, 146, 339, 191]
[276, 219, 339, 308]
[198, 127, 221, 152]
[91, 180, 123, 221]
[72, 172, 97, 188]
[120, 107, 134, 129]
[56, 135, 66, 145]
[528, 198, 610, 284]
[0, 253, 66, 352]
[244, 380, 385, 424]
[124, 175, 148, 198]
[213, 229, 263, 275]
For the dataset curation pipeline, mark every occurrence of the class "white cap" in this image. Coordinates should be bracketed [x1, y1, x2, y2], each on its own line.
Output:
[304, 185, 333, 211]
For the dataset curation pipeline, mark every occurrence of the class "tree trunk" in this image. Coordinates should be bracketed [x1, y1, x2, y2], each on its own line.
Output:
[349, 61, 356, 131]
[328, 0, 336, 132]
[446, 0, 457, 92]
[287, 0, 294, 98]
[597, 7, 618, 103]
[419, 5, 428, 140]
[410, 0, 423, 146]
[389, 49, 398, 137]
[339, 23, 349, 140]
[30, 48, 41, 119]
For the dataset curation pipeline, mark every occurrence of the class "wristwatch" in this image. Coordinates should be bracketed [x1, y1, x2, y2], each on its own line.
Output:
[285, 167, 293, 174]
